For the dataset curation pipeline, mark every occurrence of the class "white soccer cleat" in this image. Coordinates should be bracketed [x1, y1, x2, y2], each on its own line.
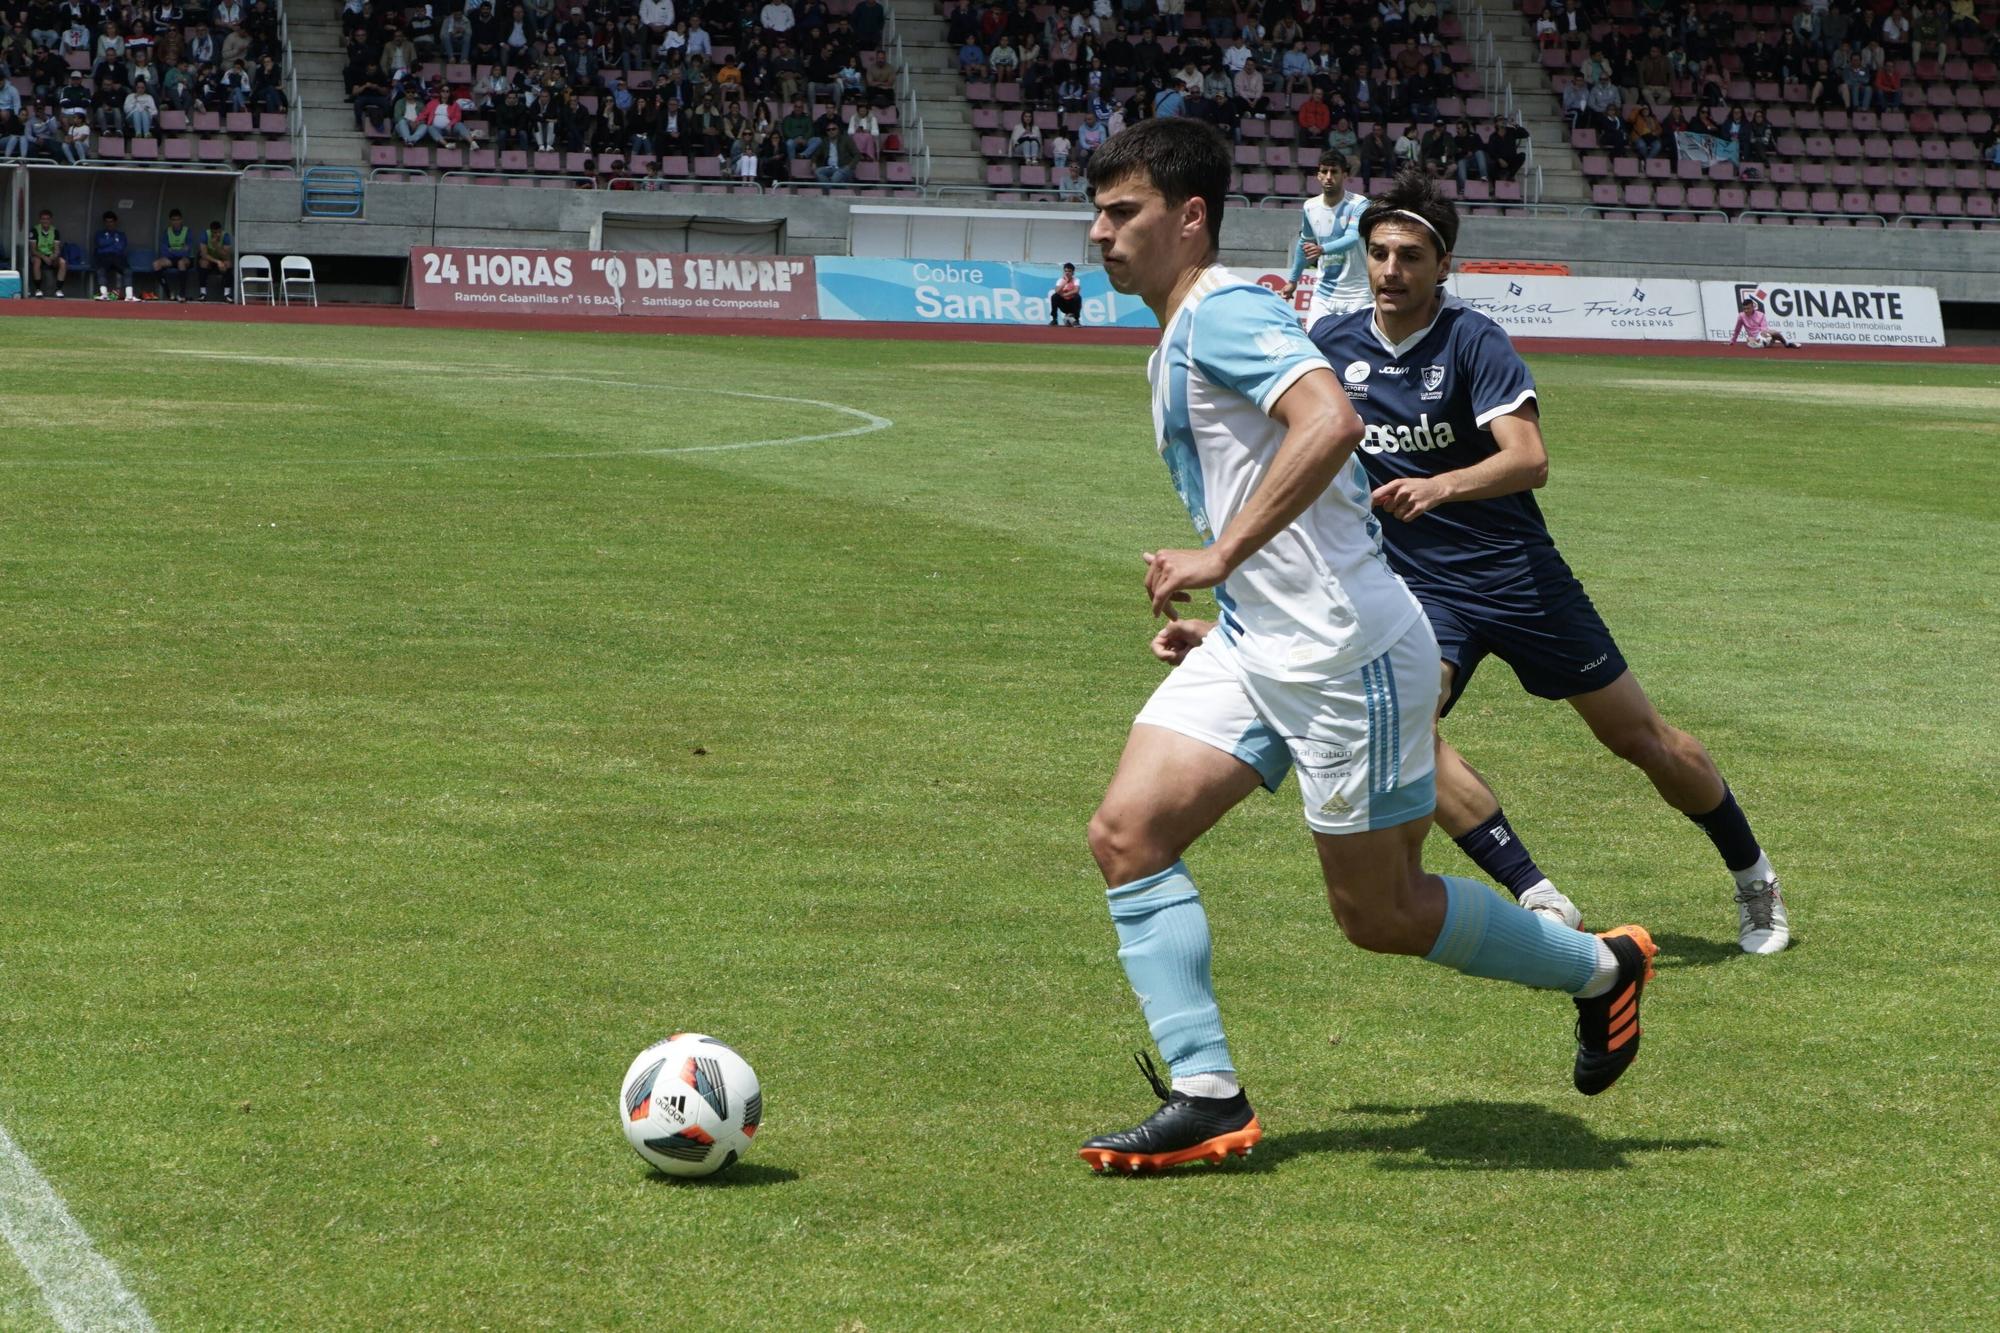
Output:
[1520, 883, 1583, 930]
[1736, 876, 1790, 954]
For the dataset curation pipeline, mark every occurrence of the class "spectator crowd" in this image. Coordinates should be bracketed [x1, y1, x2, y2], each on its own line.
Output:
[1548, 0, 2000, 171]
[947, 0, 1531, 192]
[0, 0, 288, 163]
[341, 0, 902, 184]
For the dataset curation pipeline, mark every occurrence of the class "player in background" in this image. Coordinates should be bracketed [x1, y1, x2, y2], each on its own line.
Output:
[1309, 171, 1788, 955]
[1730, 296, 1795, 349]
[1074, 121, 1659, 1175]
[1279, 150, 1370, 333]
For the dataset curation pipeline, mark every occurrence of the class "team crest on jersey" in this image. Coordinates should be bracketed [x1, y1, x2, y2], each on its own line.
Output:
[1422, 365, 1445, 392]
[1343, 360, 1371, 383]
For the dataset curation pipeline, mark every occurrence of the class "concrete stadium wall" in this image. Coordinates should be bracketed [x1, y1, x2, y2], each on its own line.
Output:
[236, 177, 2000, 304]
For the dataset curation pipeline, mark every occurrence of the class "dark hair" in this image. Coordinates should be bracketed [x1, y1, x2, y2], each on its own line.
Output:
[1085, 116, 1231, 249]
[1358, 168, 1459, 259]
[1316, 149, 1347, 172]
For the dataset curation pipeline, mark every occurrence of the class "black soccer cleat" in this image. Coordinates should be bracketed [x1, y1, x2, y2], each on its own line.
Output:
[1572, 925, 1659, 1096]
[1079, 1052, 1261, 1173]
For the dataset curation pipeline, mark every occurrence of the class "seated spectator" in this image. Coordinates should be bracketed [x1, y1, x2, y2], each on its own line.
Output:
[1297, 87, 1330, 143]
[1741, 107, 1775, 165]
[1486, 114, 1526, 180]
[440, 8, 472, 63]
[781, 97, 815, 158]
[1451, 117, 1487, 186]
[60, 108, 89, 163]
[811, 125, 857, 182]
[1048, 261, 1082, 326]
[197, 220, 232, 300]
[1008, 106, 1040, 161]
[1357, 121, 1395, 177]
[1047, 127, 1071, 168]
[1076, 108, 1106, 163]
[958, 37, 988, 81]
[1418, 120, 1452, 177]
[495, 89, 531, 149]
[124, 77, 158, 138]
[152, 208, 196, 300]
[760, 1, 796, 38]
[92, 209, 132, 299]
[353, 65, 392, 133]
[1881, 7, 1911, 59]
[1408, 0, 1439, 46]
[1873, 61, 1902, 109]
[1629, 102, 1663, 160]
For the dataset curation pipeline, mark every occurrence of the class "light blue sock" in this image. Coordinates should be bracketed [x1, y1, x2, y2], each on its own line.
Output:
[1425, 876, 1600, 994]
[1105, 861, 1233, 1077]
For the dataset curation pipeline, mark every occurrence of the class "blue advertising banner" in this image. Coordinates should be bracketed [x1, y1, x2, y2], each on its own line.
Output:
[814, 258, 1157, 327]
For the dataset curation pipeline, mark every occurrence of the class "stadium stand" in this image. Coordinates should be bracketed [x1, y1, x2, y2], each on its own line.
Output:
[933, 0, 1540, 212]
[0, 0, 301, 174]
[298, 0, 921, 193]
[1523, 0, 2000, 227]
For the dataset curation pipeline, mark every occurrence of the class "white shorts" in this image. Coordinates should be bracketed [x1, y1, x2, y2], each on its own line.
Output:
[1306, 289, 1373, 334]
[1133, 618, 1442, 834]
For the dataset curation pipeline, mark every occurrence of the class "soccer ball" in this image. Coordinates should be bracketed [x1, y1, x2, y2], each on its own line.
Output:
[619, 1034, 763, 1178]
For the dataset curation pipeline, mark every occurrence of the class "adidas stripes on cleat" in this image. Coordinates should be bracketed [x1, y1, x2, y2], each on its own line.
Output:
[1572, 925, 1658, 1096]
[1079, 1053, 1261, 1173]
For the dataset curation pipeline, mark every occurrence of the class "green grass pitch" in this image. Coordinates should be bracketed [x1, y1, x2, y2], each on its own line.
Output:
[1, 318, 1996, 1329]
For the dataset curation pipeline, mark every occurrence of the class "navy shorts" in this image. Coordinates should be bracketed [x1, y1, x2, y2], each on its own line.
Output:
[1412, 573, 1629, 717]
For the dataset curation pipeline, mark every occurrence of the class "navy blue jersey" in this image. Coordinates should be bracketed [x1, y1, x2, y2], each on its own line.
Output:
[1310, 300, 1562, 595]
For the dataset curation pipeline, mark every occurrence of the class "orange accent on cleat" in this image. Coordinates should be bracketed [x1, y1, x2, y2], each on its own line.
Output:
[1601, 924, 1658, 979]
[1077, 1116, 1263, 1174]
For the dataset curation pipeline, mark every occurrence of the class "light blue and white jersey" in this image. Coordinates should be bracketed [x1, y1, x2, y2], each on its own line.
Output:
[1148, 265, 1423, 682]
[1302, 190, 1371, 321]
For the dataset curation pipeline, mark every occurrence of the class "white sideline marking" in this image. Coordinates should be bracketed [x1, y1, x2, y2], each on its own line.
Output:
[0, 1123, 157, 1332]
[0, 352, 894, 467]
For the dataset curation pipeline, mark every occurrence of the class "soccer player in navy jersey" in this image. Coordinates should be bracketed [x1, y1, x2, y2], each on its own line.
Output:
[1071, 123, 1661, 1174]
[1309, 170, 1789, 955]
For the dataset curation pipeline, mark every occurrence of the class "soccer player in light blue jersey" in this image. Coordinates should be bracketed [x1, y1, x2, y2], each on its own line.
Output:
[1074, 121, 1659, 1175]
[1279, 150, 1371, 333]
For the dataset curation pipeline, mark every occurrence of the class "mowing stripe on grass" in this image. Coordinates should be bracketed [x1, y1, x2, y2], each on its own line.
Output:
[0, 1124, 157, 1333]
[0, 353, 895, 468]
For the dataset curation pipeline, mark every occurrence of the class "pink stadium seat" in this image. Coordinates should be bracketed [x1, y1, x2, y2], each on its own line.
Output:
[1808, 188, 1840, 212]
[532, 151, 560, 172]
[1903, 190, 1936, 213]
[661, 155, 688, 175]
[1273, 172, 1303, 195]
[163, 137, 192, 160]
[1840, 189, 1871, 213]
[499, 150, 528, 170]
[1579, 153, 1610, 176]
[1645, 157, 1672, 179]
[1654, 183, 1686, 207]
[1019, 163, 1048, 188]
[192, 111, 220, 133]
[1622, 182, 1653, 206]
[370, 145, 398, 168]
[1687, 186, 1717, 209]
[97, 135, 126, 158]
[1873, 190, 1904, 215]
[402, 146, 431, 168]
[230, 138, 261, 163]
[986, 163, 1014, 187]
[1719, 186, 1749, 210]
[692, 155, 722, 177]
[1935, 193, 1965, 216]
[160, 110, 187, 133]
[434, 147, 465, 170]
[225, 112, 253, 134]
[1968, 194, 1996, 219]
[1591, 182, 1620, 206]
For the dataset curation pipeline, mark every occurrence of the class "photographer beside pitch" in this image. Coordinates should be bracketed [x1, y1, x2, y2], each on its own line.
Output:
[1308, 171, 1789, 955]
[1074, 121, 1659, 1175]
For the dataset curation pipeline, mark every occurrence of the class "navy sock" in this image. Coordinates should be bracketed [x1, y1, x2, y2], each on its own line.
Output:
[1686, 784, 1762, 873]
[1452, 809, 1546, 901]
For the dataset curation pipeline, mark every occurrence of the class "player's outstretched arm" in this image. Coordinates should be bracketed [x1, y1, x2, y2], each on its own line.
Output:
[1144, 368, 1362, 615]
[1371, 402, 1549, 521]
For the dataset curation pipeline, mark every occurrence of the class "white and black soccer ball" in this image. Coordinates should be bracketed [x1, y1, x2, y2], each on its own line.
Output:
[619, 1034, 763, 1178]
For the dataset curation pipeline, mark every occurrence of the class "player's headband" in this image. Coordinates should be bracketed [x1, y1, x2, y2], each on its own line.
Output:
[1382, 208, 1450, 254]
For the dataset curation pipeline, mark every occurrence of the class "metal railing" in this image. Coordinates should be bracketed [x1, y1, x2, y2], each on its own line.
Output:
[882, 4, 930, 186]
[1890, 212, 1992, 227]
[1735, 209, 1889, 227]
[275, 0, 307, 169]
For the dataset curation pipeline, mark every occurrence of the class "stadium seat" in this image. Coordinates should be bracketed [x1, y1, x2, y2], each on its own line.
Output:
[239, 254, 276, 304]
[280, 255, 317, 307]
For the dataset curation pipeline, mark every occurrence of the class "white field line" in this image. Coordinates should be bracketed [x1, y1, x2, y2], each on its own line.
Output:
[0, 1123, 157, 1332]
[0, 351, 894, 467]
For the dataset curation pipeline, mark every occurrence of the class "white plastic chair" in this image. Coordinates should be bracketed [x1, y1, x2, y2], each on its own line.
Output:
[279, 255, 318, 307]
[238, 254, 276, 304]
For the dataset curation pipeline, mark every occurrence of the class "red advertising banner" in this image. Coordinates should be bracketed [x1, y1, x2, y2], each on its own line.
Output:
[409, 247, 819, 320]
